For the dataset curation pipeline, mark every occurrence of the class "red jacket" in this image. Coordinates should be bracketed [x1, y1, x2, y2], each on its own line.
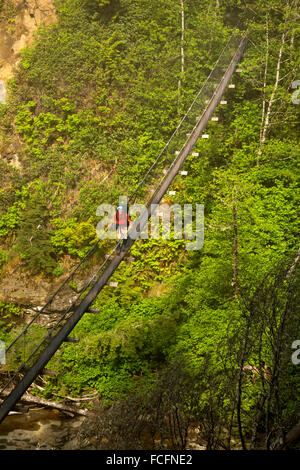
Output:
[113, 211, 131, 227]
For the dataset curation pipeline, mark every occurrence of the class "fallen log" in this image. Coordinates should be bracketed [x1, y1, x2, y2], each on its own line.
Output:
[13, 405, 30, 413]
[0, 391, 94, 417]
[32, 383, 97, 402]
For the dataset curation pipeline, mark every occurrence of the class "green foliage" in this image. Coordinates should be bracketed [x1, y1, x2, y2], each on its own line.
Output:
[51, 217, 97, 258]
[0, 0, 299, 448]
[81, 0, 120, 16]
[0, 204, 21, 238]
[53, 265, 64, 277]
[4, 324, 48, 371]
[45, 295, 177, 398]
[0, 0, 17, 23]
[15, 185, 58, 274]
[0, 301, 23, 339]
[0, 185, 29, 238]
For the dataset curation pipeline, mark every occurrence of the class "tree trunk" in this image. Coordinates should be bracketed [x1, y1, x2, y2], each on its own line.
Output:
[232, 183, 239, 296]
[286, 247, 300, 278]
[257, 14, 269, 165]
[178, 0, 185, 113]
[236, 320, 250, 450]
[232, 203, 239, 296]
[257, 26, 286, 164]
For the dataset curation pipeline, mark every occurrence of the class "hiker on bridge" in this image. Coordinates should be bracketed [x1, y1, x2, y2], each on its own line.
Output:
[111, 205, 131, 254]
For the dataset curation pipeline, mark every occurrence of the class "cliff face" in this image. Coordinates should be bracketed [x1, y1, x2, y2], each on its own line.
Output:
[0, 0, 56, 85]
[0, 1, 60, 313]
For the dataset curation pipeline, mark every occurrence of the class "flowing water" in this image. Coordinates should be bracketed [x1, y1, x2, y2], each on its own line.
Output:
[0, 408, 84, 450]
[0, 407, 207, 450]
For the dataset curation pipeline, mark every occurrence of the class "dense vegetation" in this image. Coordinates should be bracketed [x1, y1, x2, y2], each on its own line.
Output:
[0, 0, 299, 449]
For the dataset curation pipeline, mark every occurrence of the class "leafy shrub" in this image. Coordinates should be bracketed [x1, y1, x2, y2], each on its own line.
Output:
[51, 217, 97, 258]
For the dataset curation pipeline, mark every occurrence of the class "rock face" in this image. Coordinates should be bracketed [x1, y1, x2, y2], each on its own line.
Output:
[0, 1, 60, 318]
[0, 1, 56, 164]
[0, 0, 56, 83]
[0, 260, 100, 327]
[0, 270, 76, 320]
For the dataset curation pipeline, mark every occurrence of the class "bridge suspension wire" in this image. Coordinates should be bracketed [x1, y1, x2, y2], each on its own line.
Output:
[127, 32, 239, 204]
[0, 32, 248, 422]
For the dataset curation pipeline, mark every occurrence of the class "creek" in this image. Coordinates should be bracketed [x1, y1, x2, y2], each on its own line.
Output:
[0, 408, 84, 450]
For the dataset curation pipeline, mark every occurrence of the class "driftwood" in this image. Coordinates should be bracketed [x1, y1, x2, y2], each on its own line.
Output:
[0, 390, 94, 417]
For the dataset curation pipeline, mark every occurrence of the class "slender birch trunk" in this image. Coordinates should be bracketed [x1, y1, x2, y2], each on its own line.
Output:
[257, 14, 269, 164]
[232, 183, 239, 296]
[178, 0, 185, 114]
[257, 18, 287, 163]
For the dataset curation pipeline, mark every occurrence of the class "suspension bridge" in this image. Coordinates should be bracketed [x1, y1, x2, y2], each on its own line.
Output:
[0, 33, 248, 423]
